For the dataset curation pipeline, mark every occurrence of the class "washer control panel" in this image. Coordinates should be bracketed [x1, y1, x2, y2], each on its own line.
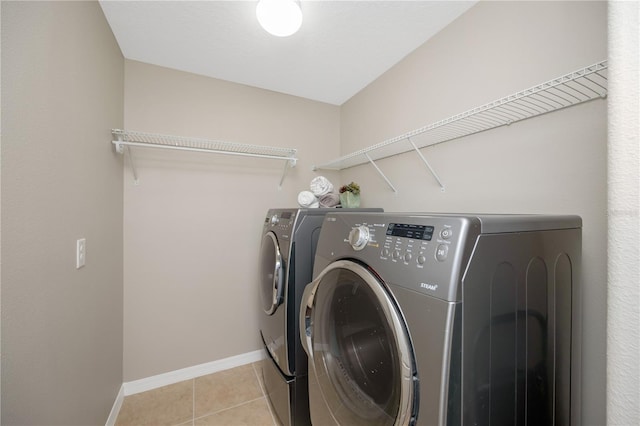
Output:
[381, 221, 456, 266]
[322, 213, 479, 302]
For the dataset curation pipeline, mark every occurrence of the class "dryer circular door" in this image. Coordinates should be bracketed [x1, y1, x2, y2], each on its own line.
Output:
[302, 260, 417, 426]
[260, 231, 284, 315]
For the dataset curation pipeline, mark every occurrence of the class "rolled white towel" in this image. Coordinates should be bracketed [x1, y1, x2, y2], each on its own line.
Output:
[310, 176, 334, 197]
[297, 191, 319, 208]
[319, 192, 340, 208]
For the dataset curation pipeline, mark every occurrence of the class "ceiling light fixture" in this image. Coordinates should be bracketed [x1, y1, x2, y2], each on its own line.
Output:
[256, 0, 303, 37]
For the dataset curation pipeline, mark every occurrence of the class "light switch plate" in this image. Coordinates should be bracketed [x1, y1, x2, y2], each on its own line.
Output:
[76, 238, 86, 269]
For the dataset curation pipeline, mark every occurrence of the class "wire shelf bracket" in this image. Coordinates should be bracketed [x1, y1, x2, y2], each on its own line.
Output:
[408, 137, 445, 192]
[112, 129, 298, 188]
[313, 60, 608, 192]
[365, 153, 398, 193]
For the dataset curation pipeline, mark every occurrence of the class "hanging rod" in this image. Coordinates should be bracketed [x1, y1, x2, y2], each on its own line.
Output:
[112, 129, 297, 188]
[313, 60, 608, 190]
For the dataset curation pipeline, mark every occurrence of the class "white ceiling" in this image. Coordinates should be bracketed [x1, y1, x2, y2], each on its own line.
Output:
[99, 1, 476, 105]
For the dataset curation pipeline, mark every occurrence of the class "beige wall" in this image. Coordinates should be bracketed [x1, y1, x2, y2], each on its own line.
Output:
[122, 60, 340, 380]
[340, 1, 607, 424]
[1, 1, 124, 424]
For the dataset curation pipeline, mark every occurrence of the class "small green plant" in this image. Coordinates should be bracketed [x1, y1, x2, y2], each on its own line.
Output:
[339, 182, 360, 195]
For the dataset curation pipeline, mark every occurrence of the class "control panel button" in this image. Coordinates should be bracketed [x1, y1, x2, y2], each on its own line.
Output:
[404, 253, 412, 263]
[440, 228, 453, 239]
[392, 249, 401, 260]
[381, 248, 390, 257]
[417, 254, 426, 265]
[435, 244, 449, 262]
[348, 226, 370, 251]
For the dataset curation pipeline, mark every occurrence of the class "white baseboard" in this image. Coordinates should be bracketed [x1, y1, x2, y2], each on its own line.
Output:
[122, 349, 265, 396]
[106, 349, 265, 425]
[105, 384, 124, 426]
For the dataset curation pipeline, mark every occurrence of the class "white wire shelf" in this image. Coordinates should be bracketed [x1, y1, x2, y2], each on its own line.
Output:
[112, 129, 298, 187]
[313, 60, 608, 192]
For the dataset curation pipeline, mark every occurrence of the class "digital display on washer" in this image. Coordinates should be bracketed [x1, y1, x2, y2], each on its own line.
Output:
[387, 223, 434, 240]
[280, 212, 293, 219]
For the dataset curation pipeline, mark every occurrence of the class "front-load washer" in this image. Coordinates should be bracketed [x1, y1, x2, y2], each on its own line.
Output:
[259, 207, 382, 426]
[300, 212, 581, 426]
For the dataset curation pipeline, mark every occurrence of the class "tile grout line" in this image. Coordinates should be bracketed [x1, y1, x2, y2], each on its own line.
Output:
[192, 378, 195, 426]
[252, 362, 266, 397]
[192, 395, 268, 423]
[252, 362, 278, 426]
[120, 363, 274, 426]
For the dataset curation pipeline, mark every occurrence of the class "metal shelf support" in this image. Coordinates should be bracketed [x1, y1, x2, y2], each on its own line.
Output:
[365, 153, 398, 193]
[114, 132, 139, 185]
[408, 137, 445, 192]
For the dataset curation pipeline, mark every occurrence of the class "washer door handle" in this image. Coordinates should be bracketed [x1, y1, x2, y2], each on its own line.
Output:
[299, 279, 319, 357]
[261, 232, 284, 315]
[271, 253, 284, 307]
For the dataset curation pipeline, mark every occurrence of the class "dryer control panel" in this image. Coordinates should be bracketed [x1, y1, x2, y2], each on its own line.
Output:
[264, 209, 297, 241]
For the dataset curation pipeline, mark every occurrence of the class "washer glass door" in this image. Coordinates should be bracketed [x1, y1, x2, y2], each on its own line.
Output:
[308, 260, 416, 426]
[260, 232, 284, 315]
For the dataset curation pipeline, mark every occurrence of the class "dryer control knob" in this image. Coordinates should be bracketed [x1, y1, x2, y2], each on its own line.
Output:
[348, 226, 370, 251]
[270, 214, 279, 225]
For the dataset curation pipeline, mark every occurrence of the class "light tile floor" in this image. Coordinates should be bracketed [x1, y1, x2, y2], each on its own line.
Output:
[116, 362, 278, 426]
